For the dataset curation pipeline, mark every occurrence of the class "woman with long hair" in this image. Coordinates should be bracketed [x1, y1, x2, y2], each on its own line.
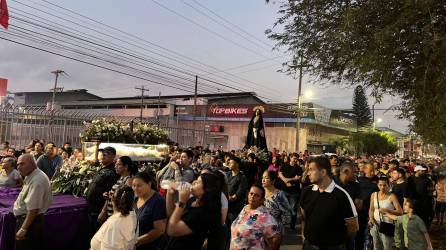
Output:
[368, 177, 403, 250]
[164, 173, 221, 250]
[91, 186, 137, 250]
[133, 171, 167, 250]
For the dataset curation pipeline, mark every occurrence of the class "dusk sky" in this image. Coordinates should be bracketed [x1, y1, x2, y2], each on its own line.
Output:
[0, 0, 409, 132]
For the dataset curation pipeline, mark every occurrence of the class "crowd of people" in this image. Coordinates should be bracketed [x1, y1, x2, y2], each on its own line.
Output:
[1, 140, 446, 250]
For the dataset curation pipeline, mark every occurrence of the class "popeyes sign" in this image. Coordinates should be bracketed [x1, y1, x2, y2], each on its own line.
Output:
[208, 104, 253, 117]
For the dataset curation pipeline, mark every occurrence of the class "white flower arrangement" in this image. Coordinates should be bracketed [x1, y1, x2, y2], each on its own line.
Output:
[80, 119, 169, 144]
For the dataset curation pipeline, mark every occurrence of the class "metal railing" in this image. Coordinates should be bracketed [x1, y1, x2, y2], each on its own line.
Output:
[0, 104, 205, 149]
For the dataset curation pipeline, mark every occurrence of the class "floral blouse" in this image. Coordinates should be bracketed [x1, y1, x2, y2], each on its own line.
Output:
[264, 190, 293, 234]
[230, 205, 280, 250]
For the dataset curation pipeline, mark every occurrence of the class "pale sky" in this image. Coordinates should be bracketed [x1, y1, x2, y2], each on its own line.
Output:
[0, 0, 409, 132]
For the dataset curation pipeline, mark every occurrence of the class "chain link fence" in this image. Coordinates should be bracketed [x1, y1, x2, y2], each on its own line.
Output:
[0, 104, 206, 149]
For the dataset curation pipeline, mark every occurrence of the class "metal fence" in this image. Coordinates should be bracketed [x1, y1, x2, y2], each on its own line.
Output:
[0, 104, 206, 149]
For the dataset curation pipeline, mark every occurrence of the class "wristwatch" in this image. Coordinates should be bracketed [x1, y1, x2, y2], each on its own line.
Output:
[178, 202, 186, 209]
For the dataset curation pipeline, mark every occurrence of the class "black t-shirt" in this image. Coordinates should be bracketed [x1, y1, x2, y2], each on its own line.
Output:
[406, 175, 433, 200]
[135, 192, 167, 250]
[240, 162, 260, 187]
[391, 182, 407, 208]
[279, 164, 303, 194]
[339, 181, 361, 201]
[299, 181, 357, 246]
[358, 176, 379, 218]
[86, 163, 119, 214]
[166, 198, 213, 250]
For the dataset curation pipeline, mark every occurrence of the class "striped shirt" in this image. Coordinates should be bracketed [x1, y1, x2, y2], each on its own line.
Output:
[106, 175, 132, 217]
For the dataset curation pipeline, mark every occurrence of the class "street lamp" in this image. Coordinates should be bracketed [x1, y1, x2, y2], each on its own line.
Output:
[373, 117, 383, 130]
[303, 90, 314, 99]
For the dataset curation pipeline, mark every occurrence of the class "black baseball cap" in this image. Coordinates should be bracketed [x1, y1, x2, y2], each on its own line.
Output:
[100, 146, 116, 155]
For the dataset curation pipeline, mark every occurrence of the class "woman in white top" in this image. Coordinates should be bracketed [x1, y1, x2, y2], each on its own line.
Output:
[368, 177, 403, 250]
[91, 186, 137, 250]
[0, 157, 23, 188]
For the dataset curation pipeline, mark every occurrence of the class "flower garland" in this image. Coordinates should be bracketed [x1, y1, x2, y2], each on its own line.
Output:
[246, 146, 269, 163]
[51, 160, 161, 197]
[80, 118, 169, 144]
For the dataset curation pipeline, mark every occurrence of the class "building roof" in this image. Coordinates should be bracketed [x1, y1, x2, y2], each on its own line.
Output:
[101, 91, 260, 101]
[14, 89, 102, 105]
[376, 127, 406, 138]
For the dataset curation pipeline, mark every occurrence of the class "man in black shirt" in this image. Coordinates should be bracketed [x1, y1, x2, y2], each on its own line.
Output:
[390, 168, 407, 208]
[406, 165, 435, 228]
[279, 153, 303, 229]
[226, 156, 248, 222]
[338, 162, 361, 250]
[300, 156, 358, 250]
[86, 147, 119, 234]
[356, 162, 378, 250]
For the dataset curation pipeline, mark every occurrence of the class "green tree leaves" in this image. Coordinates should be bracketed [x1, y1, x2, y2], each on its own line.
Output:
[267, 0, 446, 144]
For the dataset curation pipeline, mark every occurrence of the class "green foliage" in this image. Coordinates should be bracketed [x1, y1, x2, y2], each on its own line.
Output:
[266, 0, 446, 144]
[352, 86, 372, 128]
[357, 130, 399, 155]
[332, 130, 398, 155]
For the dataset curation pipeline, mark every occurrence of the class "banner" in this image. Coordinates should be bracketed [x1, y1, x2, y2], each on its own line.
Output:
[0, 78, 7, 97]
[0, 0, 9, 30]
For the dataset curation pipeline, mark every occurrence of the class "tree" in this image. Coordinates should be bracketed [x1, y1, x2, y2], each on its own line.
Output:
[333, 130, 398, 155]
[352, 86, 372, 128]
[357, 130, 398, 155]
[266, 0, 446, 144]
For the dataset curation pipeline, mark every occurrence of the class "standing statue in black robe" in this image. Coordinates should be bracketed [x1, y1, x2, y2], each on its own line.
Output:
[245, 107, 268, 151]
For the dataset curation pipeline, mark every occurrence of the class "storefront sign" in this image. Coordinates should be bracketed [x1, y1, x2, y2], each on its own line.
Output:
[211, 107, 249, 115]
[208, 104, 253, 117]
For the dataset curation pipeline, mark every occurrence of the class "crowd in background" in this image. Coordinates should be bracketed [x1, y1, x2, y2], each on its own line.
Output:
[1, 140, 446, 250]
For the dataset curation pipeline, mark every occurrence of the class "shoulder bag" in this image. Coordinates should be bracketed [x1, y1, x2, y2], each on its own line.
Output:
[376, 192, 395, 237]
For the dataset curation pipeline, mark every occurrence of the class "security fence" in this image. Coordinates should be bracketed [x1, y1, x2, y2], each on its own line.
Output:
[0, 104, 206, 149]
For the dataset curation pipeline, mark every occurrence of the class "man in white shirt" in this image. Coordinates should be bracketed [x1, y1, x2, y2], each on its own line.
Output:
[13, 154, 52, 250]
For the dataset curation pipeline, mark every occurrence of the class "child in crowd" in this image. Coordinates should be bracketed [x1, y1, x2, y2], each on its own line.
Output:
[385, 199, 433, 250]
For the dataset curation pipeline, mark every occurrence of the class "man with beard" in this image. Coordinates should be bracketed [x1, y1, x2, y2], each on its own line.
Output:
[390, 168, 407, 208]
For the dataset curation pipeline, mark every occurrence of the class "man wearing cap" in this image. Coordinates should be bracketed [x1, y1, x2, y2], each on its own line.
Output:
[86, 146, 119, 234]
[406, 165, 435, 228]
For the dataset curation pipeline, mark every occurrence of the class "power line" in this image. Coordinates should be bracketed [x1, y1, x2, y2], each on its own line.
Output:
[24, 0, 289, 101]
[7, 0, 290, 102]
[5, 25, 213, 94]
[0, 36, 197, 93]
[190, 0, 274, 49]
[149, 0, 271, 59]
[181, 0, 273, 52]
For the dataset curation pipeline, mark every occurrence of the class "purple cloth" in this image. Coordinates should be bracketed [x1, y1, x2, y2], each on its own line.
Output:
[0, 188, 90, 250]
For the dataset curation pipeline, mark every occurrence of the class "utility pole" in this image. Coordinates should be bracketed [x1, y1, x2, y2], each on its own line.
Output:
[157, 91, 161, 127]
[295, 55, 308, 153]
[135, 86, 149, 121]
[192, 75, 198, 146]
[49, 70, 65, 141]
